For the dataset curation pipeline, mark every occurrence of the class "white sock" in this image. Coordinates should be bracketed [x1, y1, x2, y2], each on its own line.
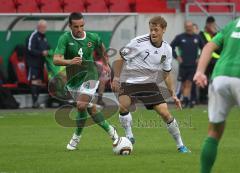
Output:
[166, 118, 184, 148]
[119, 112, 133, 138]
[73, 133, 81, 140]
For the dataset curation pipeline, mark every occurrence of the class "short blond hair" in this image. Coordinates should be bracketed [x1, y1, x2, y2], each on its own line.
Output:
[149, 16, 167, 29]
[38, 19, 47, 26]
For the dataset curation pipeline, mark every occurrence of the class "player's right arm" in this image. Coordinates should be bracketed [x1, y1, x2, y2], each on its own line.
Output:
[53, 54, 82, 66]
[53, 34, 82, 66]
[112, 39, 137, 92]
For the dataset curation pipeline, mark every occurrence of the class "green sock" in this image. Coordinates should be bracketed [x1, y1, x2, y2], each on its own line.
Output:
[92, 112, 110, 132]
[75, 111, 88, 136]
[200, 137, 219, 173]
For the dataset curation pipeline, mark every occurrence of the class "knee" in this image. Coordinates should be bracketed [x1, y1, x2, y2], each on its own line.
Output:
[154, 104, 172, 122]
[77, 101, 88, 111]
[208, 123, 225, 140]
[87, 105, 97, 116]
[119, 103, 130, 113]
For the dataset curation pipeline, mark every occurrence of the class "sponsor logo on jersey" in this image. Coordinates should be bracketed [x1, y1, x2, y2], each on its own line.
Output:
[231, 32, 240, 39]
[160, 55, 166, 63]
[88, 42, 92, 47]
[194, 38, 198, 43]
[181, 39, 186, 43]
[154, 50, 158, 54]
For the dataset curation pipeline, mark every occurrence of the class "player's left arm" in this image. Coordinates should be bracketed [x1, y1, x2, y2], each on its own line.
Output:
[194, 42, 219, 88]
[162, 46, 182, 109]
[163, 71, 182, 110]
[99, 43, 109, 65]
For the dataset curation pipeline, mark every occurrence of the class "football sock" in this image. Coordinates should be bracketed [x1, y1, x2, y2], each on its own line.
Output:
[92, 112, 110, 132]
[75, 111, 88, 136]
[166, 118, 184, 148]
[200, 137, 219, 173]
[31, 84, 40, 104]
[183, 97, 189, 107]
[119, 112, 133, 138]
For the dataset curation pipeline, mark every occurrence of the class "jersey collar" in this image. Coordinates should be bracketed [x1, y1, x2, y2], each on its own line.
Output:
[71, 31, 86, 40]
[150, 37, 163, 48]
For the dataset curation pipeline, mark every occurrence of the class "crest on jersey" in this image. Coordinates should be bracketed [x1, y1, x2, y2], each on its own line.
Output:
[194, 38, 198, 44]
[160, 55, 166, 63]
[87, 42, 92, 47]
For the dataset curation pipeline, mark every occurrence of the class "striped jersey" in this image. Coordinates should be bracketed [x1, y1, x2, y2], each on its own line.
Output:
[119, 34, 173, 83]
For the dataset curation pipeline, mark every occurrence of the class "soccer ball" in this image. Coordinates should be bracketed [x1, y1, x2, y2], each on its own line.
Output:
[112, 137, 133, 155]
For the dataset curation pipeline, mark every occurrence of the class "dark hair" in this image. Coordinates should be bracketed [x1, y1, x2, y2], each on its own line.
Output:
[149, 16, 167, 29]
[206, 16, 215, 24]
[69, 12, 83, 25]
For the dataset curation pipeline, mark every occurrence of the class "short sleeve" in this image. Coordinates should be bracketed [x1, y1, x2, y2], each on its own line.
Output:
[161, 45, 173, 72]
[54, 34, 67, 55]
[212, 32, 224, 48]
[212, 20, 234, 48]
[119, 39, 139, 61]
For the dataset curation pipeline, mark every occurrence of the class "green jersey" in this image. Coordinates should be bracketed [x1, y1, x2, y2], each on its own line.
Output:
[54, 31, 103, 88]
[211, 18, 240, 79]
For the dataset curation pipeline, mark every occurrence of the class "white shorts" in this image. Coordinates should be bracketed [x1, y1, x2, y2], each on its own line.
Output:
[67, 80, 99, 103]
[208, 76, 240, 123]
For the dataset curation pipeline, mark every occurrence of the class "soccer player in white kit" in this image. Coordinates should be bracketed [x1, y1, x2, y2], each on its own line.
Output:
[112, 16, 190, 153]
[194, 17, 240, 173]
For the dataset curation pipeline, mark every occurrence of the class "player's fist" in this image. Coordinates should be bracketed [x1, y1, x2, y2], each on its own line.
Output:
[70, 57, 82, 65]
[172, 95, 182, 110]
[42, 50, 48, 56]
[193, 71, 207, 88]
[111, 77, 120, 92]
[177, 56, 183, 64]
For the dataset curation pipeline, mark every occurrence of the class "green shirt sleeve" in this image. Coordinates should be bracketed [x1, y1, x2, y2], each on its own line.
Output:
[212, 20, 234, 48]
[54, 34, 67, 55]
[212, 32, 224, 48]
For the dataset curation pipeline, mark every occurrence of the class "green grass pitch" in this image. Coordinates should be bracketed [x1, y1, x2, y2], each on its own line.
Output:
[0, 106, 239, 173]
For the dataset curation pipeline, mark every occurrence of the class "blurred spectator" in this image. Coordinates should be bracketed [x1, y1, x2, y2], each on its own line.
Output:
[171, 21, 204, 108]
[26, 19, 50, 108]
[191, 23, 200, 104]
[198, 16, 221, 103]
[0, 56, 6, 85]
[8, 45, 28, 86]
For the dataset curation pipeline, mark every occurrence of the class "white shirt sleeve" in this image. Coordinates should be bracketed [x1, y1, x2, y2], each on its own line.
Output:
[161, 45, 172, 72]
[119, 39, 140, 61]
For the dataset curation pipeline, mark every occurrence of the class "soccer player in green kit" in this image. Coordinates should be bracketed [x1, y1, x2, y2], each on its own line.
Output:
[53, 12, 118, 151]
[194, 17, 240, 173]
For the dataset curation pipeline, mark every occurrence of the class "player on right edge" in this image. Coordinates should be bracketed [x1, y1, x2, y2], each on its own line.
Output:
[194, 17, 240, 173]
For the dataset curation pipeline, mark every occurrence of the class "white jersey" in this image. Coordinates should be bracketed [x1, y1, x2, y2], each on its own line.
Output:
[119, 34, 173, 84]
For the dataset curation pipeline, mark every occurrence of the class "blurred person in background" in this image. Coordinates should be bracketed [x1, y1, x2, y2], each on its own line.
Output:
[26, 19, 50, 108]
[193, 23, 200, 34]
[198, 16, 220, 104]
[0, 56, 6, 85]
[171, 21, 203, 108]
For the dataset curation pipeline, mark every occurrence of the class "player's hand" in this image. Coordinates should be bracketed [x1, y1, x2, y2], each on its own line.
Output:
[111, 77, 120, 92]
[172, 95, 182, 110]
[193, 71, 208, 88]
[103, 64, 111, 73]
[42, 50, 48, 56]
[177, 56, 183, 64]
[70, 57, 82, 65]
